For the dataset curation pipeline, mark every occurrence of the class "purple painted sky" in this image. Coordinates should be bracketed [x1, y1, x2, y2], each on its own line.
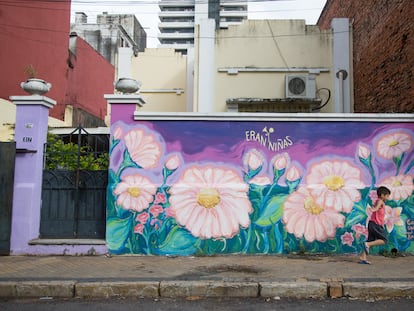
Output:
[113, 120, 414, 186]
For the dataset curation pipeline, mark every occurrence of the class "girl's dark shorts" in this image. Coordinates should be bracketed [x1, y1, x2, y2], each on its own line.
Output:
[367, 221, 387, 243]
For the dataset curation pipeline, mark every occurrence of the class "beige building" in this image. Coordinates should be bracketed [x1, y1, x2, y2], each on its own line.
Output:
[131, 48, 188, 113]
[0, 98, 71, 142]
[129, 18, 351, 114]
[210, 19, 333, 112]
[0, 99, 15, 141]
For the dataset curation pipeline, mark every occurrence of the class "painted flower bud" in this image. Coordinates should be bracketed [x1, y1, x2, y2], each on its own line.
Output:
[273, 152, 289, 171]
[358, 143, 370, 159]
[113, 126, 123, 140]
[244, 149, 263, 171]
[286, 165, 301, 182]
[165, 154, 180, 170]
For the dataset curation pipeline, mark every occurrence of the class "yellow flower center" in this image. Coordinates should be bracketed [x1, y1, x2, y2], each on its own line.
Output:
[197, 188, 221, 209]
[392, 180, 402, 187]
[388, 140, 399, 147]
[304, 197, 324, 215]
[127, 187, 141, 197]
[323, 175, 345, 191]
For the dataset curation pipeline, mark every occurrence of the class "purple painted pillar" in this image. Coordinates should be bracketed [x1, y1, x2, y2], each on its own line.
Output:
[9, 95, 56, 254]
[104, 94, 146, 125]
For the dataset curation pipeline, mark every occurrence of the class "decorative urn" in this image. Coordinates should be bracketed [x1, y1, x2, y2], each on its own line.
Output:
[114, 78, 141, 94]
[20, 78, 52, 95]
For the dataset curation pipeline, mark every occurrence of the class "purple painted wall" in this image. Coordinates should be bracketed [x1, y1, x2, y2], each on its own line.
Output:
[10, 95, 107, 255]
[106, 107, 414, 256]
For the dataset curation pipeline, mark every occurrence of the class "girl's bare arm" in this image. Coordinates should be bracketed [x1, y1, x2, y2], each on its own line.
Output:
[370, 199, 383, 212]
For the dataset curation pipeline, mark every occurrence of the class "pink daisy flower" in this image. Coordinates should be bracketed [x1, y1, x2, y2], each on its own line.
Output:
[114, 174, 157, 212]
[169, 165, 252, 239]
[283, 187, 345, 243]
[380, 174, 414, 201]
[124, 128, 162, 169]
[306, 160, 365, 213]
[376, 131, 412, 160]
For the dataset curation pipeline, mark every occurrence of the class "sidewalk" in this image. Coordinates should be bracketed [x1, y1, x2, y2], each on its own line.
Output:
[1, 254, 413, 300]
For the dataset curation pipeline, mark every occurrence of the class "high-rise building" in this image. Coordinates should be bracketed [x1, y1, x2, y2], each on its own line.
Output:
[158, 0, 248, 54]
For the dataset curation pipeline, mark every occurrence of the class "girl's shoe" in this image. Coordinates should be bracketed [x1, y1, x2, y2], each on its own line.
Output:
[358, 260, 371, 265]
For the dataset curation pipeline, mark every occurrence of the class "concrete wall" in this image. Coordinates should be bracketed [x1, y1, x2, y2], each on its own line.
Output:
[0, 1, 115, 126]
[66, 36, 115, 126]
[195, 19, 334, 112]
[318, 0, 414, 112]
[130, 49, 187, 112]
[0, 0, 71, 120]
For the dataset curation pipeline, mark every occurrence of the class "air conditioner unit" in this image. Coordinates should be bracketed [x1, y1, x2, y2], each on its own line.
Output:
[285, 74, 316, 99]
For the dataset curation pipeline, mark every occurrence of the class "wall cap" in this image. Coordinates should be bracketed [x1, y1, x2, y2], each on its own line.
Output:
[133, 112, 414, 122]
[104, 94, 146, 106]
[9, 95, 56, 109]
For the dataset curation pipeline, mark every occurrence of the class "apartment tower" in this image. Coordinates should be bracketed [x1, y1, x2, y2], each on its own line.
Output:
[158, 0, 248, 54]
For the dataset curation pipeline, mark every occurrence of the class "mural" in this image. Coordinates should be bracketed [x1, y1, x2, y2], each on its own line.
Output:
[107, 120, 414, 256]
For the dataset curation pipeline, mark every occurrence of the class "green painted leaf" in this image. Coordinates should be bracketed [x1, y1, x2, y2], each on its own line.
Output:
[254, 195, 286, 227]
[391, 222, 407, 240]
[106, 216, 132, 252]
[404, 241, 414, 253]
[106, 187, 116, 218]
[402, 195, 414, 218]
[345, 202, 367, 228]
[267, 184, 289, 198]
[248, 184, 269, 221]
[109, 168, 118, 184]
[155, 226, 199, 256]
[227, 234, 243, 253]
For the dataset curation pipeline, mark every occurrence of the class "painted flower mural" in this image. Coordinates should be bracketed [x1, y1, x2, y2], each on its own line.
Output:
[283, 186, 345, 243]
[124, 128, 162, 169]
[114, 174, 157, 212]
[376, 131, 412, 160]
[306, 160, 364, 213]
[380, 174, 414, 201]
[169, 165, 252, 239]
[384, 206, 404, 233]
[107, 122, 414, 256]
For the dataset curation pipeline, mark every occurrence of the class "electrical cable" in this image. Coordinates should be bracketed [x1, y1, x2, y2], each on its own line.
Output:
[311, 87, 331, 111]
[266, 19, 290, 69]
[0, 0, 325, 15]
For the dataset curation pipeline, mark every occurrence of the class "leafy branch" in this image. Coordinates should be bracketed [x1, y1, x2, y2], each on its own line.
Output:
[44, 133, 108, 170]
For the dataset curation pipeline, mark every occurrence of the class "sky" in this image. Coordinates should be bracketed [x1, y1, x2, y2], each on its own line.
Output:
[70, 0, 327, 48]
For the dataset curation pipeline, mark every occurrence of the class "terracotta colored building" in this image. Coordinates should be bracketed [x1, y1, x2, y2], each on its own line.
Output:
[317, 0, 414, 113]
[0, 0, 114, 126]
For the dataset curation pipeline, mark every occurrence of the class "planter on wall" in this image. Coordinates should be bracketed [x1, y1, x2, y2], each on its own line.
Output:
[114, 78, 141, 94]
[20, 78, 52, 95]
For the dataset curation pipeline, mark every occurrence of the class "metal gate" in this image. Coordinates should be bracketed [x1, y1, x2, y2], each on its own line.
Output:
[40, 127, 108, 239]
[0, 142, 15, 254]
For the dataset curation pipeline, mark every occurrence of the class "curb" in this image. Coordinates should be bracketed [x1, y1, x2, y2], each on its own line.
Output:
[76, 281, 159, 298]
[260, 281, 327, 299]
[160, 281, 259, 298]
[1, 280, 413, 299]
[343, 281, 414, 299]
[0, 281, 76, 298]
